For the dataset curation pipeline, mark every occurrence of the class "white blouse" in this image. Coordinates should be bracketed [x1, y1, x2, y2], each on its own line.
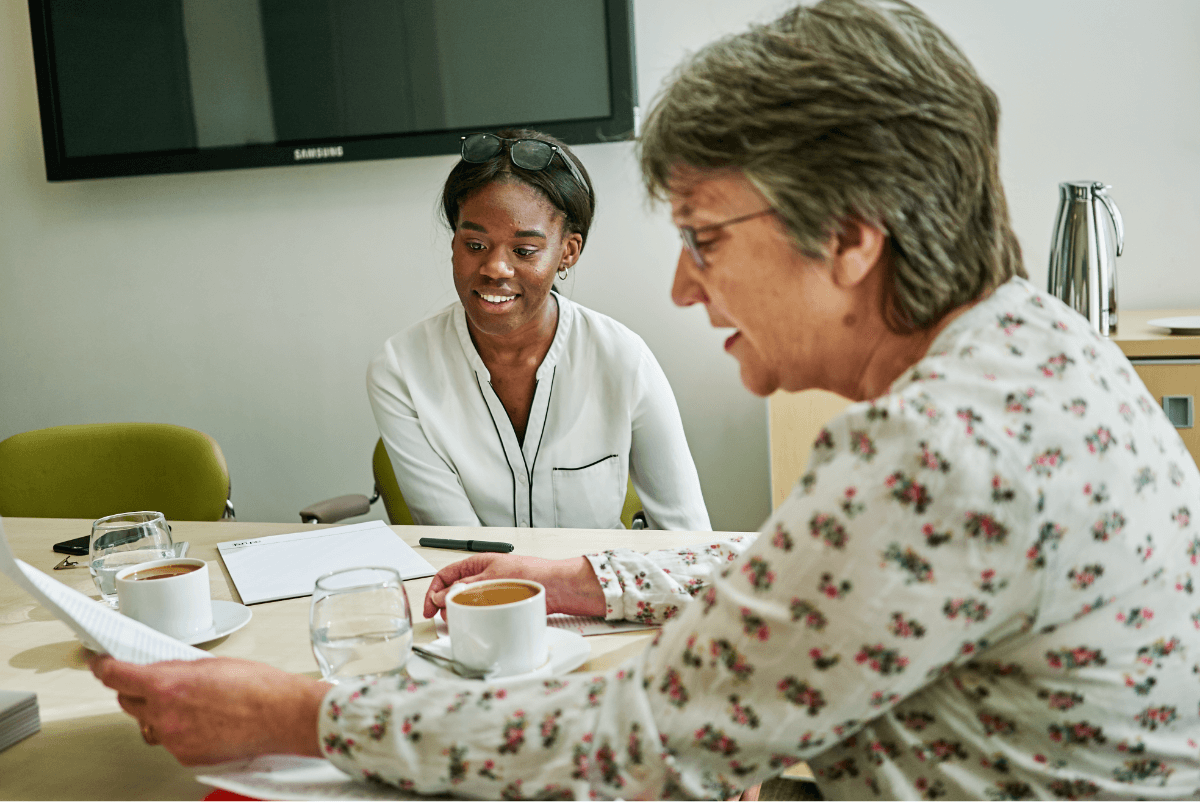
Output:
[366, 293, 710, 530]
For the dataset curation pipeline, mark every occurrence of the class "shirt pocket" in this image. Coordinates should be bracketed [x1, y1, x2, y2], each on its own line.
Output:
[552, 454, 622, 529]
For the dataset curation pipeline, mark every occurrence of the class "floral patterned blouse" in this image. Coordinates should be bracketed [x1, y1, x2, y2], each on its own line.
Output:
[319, 277, 1200, 800]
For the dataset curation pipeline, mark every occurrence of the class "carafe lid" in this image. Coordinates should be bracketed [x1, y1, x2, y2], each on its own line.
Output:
[1060, 180, 1110, 196]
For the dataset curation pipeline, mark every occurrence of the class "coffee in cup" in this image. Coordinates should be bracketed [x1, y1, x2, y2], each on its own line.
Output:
[115, 557, 213, 640]
[126, 563, 202, 581]
[446, 579, 547, 677]
[451, 581, 539, 607]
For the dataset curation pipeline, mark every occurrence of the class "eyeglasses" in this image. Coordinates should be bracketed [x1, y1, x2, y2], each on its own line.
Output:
[678, 208, 776, 270]
[460, 133, 590, 196]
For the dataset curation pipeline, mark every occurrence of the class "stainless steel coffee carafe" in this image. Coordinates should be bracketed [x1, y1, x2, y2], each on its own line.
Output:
[1047, 181, 1124, 336]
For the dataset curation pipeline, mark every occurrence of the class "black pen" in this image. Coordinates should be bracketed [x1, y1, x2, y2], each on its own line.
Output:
[418, 537, 514, 553]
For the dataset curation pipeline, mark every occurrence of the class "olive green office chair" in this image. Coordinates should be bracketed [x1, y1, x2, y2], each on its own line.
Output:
[301, 438, 644, 528]
[0, 423, 234, 521]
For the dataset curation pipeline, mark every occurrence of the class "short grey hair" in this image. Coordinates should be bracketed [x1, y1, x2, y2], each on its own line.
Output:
[640, 0, 1026, 332]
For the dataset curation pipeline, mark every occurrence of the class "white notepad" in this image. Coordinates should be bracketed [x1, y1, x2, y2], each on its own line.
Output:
[217, 521, 437, 605]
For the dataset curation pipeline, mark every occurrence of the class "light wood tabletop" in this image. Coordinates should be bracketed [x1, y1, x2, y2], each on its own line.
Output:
[0, 517, 740, 800]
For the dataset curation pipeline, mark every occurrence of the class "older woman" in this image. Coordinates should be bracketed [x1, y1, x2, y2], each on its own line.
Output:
[93, 1, 1199, 799]
[367, 129, 709, 530]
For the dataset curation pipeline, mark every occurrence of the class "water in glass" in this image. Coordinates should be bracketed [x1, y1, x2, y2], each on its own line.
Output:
[89, 511, 174, 608]
[310, 567, 413, 684]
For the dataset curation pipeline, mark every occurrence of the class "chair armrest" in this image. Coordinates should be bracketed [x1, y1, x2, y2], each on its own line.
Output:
[299, 494, 372, 524]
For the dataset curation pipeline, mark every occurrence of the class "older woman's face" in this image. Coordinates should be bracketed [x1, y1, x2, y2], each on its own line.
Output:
[453, 179, 581, 343]
[669, 171, 858, 397]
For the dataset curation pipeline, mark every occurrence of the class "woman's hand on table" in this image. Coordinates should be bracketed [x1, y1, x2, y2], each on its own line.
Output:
[89, 654, 329, 765]
[423, 554, 606, 620]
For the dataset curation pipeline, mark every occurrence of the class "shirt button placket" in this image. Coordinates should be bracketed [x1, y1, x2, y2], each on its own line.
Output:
[517, 472, 530, 527]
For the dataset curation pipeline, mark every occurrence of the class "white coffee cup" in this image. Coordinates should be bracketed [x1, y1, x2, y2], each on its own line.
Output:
[115, 557, 213, 640]
[446, 579, 547, 677]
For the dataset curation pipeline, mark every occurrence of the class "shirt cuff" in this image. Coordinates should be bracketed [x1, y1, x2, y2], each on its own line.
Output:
[584, 550, 627, 621]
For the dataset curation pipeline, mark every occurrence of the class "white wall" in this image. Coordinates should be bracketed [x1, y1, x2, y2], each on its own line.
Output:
[2, 1, 1198, 530]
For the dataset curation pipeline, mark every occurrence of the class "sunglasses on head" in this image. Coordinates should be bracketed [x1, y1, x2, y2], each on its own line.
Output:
[460, 133, 590, 196]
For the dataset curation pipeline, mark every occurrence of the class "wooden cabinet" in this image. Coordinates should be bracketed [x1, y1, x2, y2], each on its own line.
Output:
[767, 308, 1200, 510]
[1115, 308, 1200, 472]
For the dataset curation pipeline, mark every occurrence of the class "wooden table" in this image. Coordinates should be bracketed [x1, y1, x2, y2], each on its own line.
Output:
[0, 518, 730, 800]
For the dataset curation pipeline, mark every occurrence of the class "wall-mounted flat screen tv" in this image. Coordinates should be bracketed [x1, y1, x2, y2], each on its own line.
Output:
[28, 0, 636, 181]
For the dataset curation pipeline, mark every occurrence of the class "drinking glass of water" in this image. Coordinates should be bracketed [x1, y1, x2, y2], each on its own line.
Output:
[90, 511, 174, 608]
[310, 566, 413, 684]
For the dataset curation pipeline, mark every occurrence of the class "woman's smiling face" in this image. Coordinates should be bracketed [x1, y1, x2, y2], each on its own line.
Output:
[452, 179, 581, 344]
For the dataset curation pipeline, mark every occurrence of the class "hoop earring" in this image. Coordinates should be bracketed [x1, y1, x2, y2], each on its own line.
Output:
[557, 266, 570, 281]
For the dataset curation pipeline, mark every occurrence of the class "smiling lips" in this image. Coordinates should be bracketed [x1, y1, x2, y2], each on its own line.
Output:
[724, 331, 741, 351]
[477, 291, 518, 309]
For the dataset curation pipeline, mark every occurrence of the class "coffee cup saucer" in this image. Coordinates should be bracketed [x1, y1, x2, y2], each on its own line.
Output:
[77, 599, 252, 650]
[407, 628, 589, 683]
[180, 599, 253, 645]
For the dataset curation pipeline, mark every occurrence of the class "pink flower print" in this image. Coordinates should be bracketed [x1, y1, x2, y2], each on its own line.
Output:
[887, 611, 927, 638]
[1038, 352, 1075, 378]
[1092, 511, 1126, 542]
[741, 556, 775, 590]
[813, 427, 834, 451]
[771, 524, 794, 551]
[886, 471, 933, 513]
[658, 668, 689, 707]
[1029, 447, 1066, 476]
[710, 639, 755, 680]
[632, 601, 657, 624]
[777, 677, 827, 715]
[956, 407, 982, 435]
[882, 542, 934, 583]
[1067, 564, 1103, 590]
[809, 512, 849, 548]
[850, 430, 877, 461]
[790, 598, 829, 629]
[694, 724, 740, 756]
[1172, 506, 1191, 528]
[808, 647, 840, 670]
[997, 313, 1024, 335]
[322, 733, 357, 757]
[727, 695, 761, 728]
[739, 607, 770, 641]
[1085, 426, 1116, 455]
[540, 710, 562, 748]
[964, 511, 1009, 544]
[854, 643, 909, 675]
[922, 523, 952, 547]
[1135, 706, 1178, 731]
[498, 710, 527, 755]
[817, 572, 852, 599]
[1046, 645, 1107, 670]
[918, 441, 951, 472]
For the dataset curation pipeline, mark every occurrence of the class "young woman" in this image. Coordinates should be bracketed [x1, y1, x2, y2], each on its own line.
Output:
[366, 129, 710, 530]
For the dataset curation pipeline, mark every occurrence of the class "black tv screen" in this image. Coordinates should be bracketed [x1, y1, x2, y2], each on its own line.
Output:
[28, 0, 637, 181]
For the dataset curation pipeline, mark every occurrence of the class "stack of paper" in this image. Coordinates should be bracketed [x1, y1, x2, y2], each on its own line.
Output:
[0, 690, 39, 753]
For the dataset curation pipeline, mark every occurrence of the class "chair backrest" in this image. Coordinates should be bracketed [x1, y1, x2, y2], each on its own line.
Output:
[0, 423, 231, 521]
[370, 438, 644, 529]
[620, 477, 642, 530]
[372, 439, 414, 526]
